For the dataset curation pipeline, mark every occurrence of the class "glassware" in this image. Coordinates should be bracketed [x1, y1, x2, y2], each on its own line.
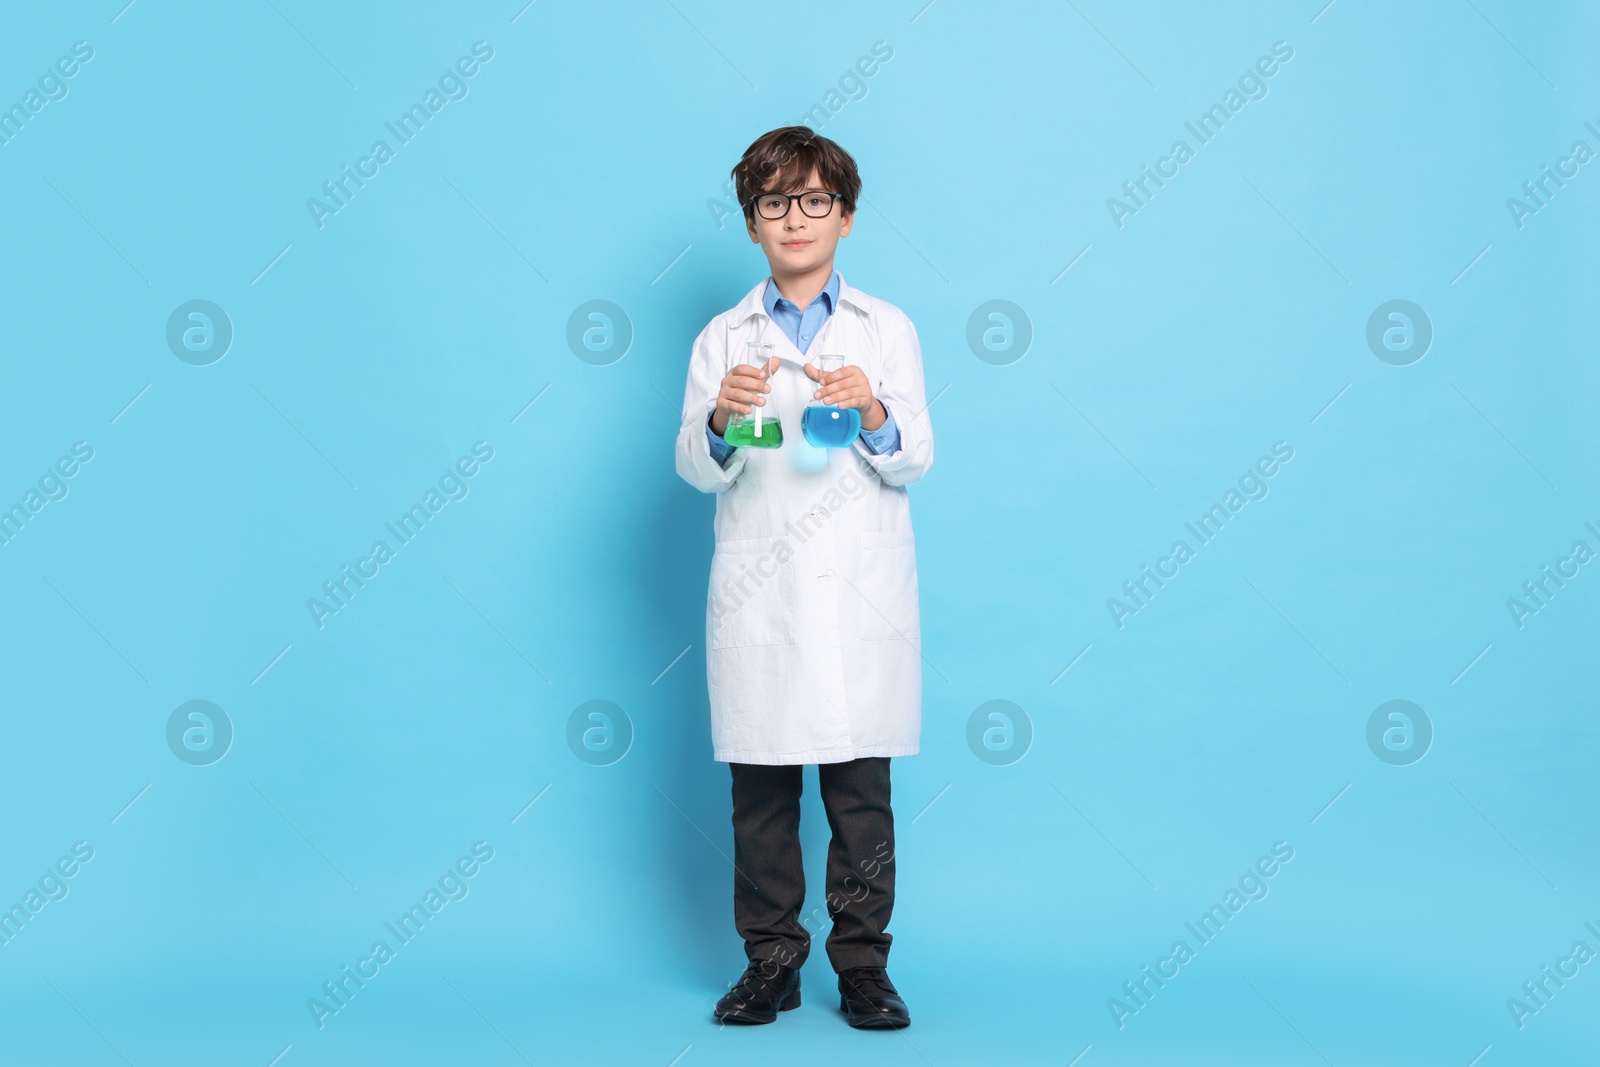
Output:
[801, 353, 861, 448]
[724, 342, 783, 448]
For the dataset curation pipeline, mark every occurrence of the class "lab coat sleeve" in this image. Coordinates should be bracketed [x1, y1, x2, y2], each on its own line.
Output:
[854, 308, 933, 486]
[676, 321, 748, 492]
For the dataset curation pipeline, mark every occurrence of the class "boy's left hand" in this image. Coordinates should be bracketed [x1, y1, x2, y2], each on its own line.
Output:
[803, 362, 887, 432]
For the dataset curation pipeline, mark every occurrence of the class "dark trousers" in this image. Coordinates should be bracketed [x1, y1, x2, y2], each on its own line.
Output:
[729, 756, 896, 973]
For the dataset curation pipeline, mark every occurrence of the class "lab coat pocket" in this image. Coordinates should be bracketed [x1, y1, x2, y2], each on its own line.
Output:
[855, 531, 921, 642]
[707, 537, 796, 650]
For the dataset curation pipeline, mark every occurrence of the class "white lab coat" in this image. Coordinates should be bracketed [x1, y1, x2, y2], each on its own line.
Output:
[675, 274, 934, 765]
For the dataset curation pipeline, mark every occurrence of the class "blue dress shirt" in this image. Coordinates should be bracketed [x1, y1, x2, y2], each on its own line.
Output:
[707, 270, 901, 466]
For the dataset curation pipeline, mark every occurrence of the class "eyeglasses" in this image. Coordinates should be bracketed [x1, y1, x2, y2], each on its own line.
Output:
[747, 189, 843, 221]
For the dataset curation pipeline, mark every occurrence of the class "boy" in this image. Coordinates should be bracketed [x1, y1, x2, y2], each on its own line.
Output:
[674, 127, 934, 1030]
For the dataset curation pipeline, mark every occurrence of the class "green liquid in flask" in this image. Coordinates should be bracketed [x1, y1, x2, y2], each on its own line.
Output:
[724, 415, 784, 448]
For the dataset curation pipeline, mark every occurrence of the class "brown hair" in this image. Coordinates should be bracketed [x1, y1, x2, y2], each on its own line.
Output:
[732, 127, 861, 222]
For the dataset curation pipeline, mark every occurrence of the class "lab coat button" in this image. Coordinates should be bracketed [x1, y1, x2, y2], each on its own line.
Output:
[819, 569, 835, 581]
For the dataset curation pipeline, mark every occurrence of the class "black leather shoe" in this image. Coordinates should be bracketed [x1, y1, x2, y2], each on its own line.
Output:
[837, 967, 910, 1029]
[713, 957, 802, 1024]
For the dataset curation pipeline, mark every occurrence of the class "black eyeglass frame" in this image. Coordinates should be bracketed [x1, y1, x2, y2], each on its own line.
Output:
[745, 189, 845, 221]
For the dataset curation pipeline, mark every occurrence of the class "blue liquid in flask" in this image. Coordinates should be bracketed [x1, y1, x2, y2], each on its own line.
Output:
[801, 405, 861, 448]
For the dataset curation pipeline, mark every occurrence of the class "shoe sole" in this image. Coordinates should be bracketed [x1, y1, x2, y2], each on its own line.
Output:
[714, 988, 801, 1024]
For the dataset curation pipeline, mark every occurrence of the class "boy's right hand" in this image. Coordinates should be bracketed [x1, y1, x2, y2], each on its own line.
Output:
[710, 355, 781, 436]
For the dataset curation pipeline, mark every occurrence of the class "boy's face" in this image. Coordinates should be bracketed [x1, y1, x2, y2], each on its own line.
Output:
[744, 165, 853, 274]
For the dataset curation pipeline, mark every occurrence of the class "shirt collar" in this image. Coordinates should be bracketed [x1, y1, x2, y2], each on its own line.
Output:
[732, 270, 867, 327]
[762, 269, 839, 318]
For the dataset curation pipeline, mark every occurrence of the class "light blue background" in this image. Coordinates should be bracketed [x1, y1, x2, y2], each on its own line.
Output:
[1, 1, 1596, 1064]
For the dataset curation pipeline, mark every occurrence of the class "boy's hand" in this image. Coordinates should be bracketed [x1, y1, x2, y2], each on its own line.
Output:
[711, 355, 780, 436]
[804, 361, 886, 432]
